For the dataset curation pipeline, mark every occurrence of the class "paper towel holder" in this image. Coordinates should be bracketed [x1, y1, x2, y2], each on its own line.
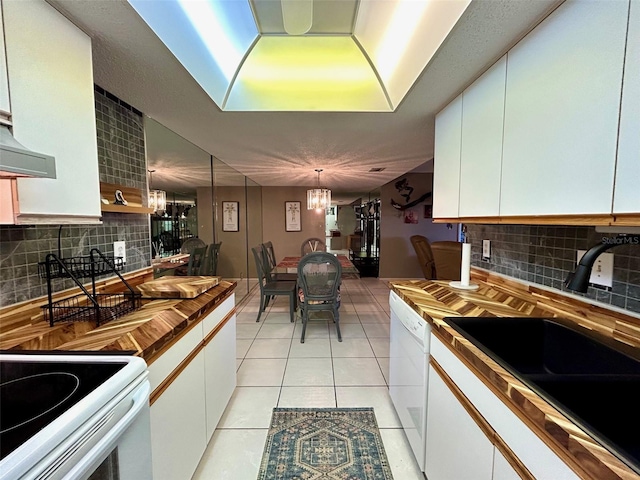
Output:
[449, 242, 479, 290]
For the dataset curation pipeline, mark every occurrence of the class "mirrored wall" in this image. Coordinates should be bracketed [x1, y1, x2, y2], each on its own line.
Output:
[145, 117, 262, 299]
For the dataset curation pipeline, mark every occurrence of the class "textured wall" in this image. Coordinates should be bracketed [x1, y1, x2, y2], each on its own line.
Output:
[465, 224, 640, 314]
[379, 172, 458, 279]
[0, 87, 151, 307]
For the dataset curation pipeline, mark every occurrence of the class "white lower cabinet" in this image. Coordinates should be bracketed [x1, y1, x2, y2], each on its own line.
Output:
[204, 310, 237, 440]
[492, 449, 521, 480]
[428, 334, 580, 480]
[150, 351, 208, 480]
[425, 364, 494, 480]
[148, 294, 236, 480]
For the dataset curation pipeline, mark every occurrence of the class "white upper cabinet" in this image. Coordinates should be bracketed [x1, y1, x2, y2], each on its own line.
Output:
[500, 0, 628, 216]
[614, 0, 640, 214]
[433, 95, 462, 218]
[459, 56, 506, 217]
[4, 0, 101, 224]
[0, 3, 10, 121]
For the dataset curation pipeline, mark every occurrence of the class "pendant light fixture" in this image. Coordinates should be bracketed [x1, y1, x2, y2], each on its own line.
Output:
[147, 169, 167, 214]
[307, 168, 331, 210]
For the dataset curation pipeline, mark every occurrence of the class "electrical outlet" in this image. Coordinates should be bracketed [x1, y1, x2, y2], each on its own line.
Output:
[482, 240, 491, 260]
[114, 241, 126, 264]
[576, 250, 613, 288]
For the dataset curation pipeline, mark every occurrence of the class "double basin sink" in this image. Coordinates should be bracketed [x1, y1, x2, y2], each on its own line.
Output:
[443, 316, 640, 474]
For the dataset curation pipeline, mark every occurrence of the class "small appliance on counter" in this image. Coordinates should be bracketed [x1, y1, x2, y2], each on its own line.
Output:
[0, 352, 152, 480]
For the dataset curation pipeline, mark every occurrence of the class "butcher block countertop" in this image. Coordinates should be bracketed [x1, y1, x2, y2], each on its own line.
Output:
[137, 276, 220, 298]
[0, 276, 236, 364]
[390, 270, 640, 480]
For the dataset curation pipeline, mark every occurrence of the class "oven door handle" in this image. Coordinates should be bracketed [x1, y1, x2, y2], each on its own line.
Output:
[62, 380, 151, 480]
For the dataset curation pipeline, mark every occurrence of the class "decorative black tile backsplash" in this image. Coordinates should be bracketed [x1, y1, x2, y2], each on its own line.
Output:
[0, 87, 151, 307]
[465, 224, 640, 314]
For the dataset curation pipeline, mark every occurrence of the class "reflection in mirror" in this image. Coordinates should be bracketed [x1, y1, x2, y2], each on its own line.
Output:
[213, 158, 258, 298]
[144, 117, 213, 259]
[246, 176, 262, 294]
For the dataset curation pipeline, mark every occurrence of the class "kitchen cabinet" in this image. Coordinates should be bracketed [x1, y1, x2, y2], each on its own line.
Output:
[433, 0, 637, 224]
[150, 349, 208, 480]
[433, 95, 462, 219]
[203, 296, 237, 440]
[429, 333, 580, 479]
[614, 0, 640, 214]
[500, 0, 628, 217]
[458, 56, 506, 217]
[148, 293, 236, 480]
[492, 449, 521, 480]
[0, 2, 10, 122]
[425, 363, 494, 480]
[3, 0, 101, 224]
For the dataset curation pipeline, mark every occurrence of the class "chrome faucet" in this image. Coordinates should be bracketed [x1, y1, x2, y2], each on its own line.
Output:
[565, 234, 640, 293]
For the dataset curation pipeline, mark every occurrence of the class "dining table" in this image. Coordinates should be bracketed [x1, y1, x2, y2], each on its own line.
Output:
[151, 253, 190, 277]
[275, 255, 360, 279]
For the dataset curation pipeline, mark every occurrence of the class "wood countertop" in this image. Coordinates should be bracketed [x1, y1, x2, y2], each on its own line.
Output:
[0, 279, 236, 364]
[390, 271, 640, 480]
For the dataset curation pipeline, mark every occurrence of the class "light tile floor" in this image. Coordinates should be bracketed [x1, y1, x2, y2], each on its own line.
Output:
[193, 277, 425, 480]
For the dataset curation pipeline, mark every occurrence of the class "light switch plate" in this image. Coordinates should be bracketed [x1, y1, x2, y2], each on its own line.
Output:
[114, 241, 126, 264]
[482, 240, 491, 260]
[577, 250, 613, 288]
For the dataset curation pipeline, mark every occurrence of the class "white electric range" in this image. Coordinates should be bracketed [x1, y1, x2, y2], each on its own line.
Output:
[0, 353, 152, 480]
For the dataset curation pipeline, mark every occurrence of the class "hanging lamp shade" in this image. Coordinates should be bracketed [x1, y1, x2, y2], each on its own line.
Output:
[147, 169, 167, 213]
[307, 169, 331, 210]
[149, 189, 167, 213]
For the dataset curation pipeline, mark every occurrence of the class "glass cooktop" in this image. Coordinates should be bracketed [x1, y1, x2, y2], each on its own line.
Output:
[0, 359, 127, 460]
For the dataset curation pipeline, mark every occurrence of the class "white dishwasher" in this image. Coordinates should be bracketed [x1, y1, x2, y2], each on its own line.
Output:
[389, 290, 431, 471]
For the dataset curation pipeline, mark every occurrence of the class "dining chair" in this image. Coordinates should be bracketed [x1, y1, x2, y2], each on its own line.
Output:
[180, 237, 206, 254]
[174, 246, 207, 276]
[201, 242, 221, 276]
[410, 235, 436, 279]
[431, 241, 462, 281]
[301, 237, 326, 256]
[297, 252, 342, 343]
[251, 246, 297, 323]
[262, 241, 297, 282]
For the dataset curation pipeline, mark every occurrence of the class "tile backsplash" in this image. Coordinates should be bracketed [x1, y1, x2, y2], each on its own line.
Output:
[466, 224, 640, 314]
[0, 87, 150, 307]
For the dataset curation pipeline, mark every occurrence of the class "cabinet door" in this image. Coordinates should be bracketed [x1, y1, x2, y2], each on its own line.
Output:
[614, 0, 640, 214]
[492, 448, 521, 480]
[459, 56, 506, 217]
[0, 2, 10, 120]
[433, 95, 462, 218]
[150, 351, 207, 480]
[204, 314, 237, 440]
[425, 364, 494, 480]
[500, 0, 628, 216]
[4, 0, 101, 223]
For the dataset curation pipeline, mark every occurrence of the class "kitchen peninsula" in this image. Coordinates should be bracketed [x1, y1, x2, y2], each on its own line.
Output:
[390, 271, 640, 480]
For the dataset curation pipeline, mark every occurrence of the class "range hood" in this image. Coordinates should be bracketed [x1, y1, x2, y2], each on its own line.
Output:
[0, 125, 56, 178]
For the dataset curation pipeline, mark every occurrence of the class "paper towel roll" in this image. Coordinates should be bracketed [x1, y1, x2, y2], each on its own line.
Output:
[460, 243, 471, 287]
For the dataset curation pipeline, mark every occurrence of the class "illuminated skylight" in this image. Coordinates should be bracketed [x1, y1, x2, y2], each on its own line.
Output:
[128, 0, 472, 112]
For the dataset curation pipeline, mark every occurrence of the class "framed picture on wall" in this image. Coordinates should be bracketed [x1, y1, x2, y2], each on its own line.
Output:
[424, 204, 433, 219]
[285, 201, 301, 231]
[222, 201, 239, 232]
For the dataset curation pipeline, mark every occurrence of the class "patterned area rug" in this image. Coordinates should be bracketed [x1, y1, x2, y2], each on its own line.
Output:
[257, 408, 394, 480]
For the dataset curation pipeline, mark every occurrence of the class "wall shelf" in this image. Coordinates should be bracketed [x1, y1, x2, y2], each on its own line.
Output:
[100, 182, 154, 214]
[101, 204, 155, 214]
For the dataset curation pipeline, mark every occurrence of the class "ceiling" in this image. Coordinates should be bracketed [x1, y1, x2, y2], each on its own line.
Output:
[49, 0, 562, 201]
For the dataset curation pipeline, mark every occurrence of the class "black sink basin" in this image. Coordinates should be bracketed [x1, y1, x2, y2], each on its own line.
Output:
[443, 316, 640, 474]
[445, 317, 640, 375]
[526, 375, 640, 472]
